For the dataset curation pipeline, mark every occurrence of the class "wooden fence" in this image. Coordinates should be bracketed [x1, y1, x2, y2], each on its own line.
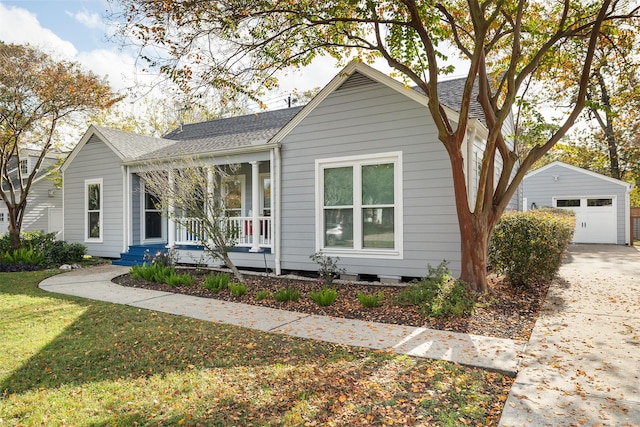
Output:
[632, 207, 640, 244]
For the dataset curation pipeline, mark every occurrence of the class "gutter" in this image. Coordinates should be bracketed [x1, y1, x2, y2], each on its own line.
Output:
[122, 142, 278, 168]
[274, 144, 282, 275]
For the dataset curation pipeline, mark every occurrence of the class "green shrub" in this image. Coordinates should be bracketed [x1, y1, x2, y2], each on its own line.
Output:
[255, 290, 271, 300]
[164, 271, 194, 287]
[489, 210, 575, 286]
[203, 273, 230, 292]
[357, 290, 384, 308]
[0, 231, 86, 265]
[45, 240, 86, 264]
[229, 282, 248, 296]
[273, 287, 300, 302]
[309, 287, 338, 306]
[129, 263, 175, 283]
[395, 262, 475, 318]
[1, 246, 45, 266]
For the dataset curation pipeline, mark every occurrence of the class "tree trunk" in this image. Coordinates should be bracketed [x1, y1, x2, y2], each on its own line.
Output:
[458, 216, 490, 294]
[221, 251, 244, 283]
[446, 145, 492, 294]
[6, 203, 24, 250]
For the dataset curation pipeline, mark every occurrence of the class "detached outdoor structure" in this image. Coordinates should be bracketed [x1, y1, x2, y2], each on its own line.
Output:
[61, 62, 519, 280]
[523, 161, 633, 245]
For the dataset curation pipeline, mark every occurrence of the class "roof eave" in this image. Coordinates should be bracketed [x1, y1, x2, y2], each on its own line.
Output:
[123, 142, 280, 167]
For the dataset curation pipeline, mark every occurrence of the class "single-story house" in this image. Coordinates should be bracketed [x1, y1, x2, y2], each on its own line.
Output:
[523, 161, 633, 245]
[0, 149, 64, 237]
[61, 61, 518, 280]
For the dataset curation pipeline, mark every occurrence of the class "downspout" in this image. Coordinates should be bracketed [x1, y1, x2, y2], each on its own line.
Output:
[625, 184, 633, 245]
[121, 165, 128, 253]
[61, 168, 65, 241]
[127, 166, 132, 248]
[274, 145, 282, 275]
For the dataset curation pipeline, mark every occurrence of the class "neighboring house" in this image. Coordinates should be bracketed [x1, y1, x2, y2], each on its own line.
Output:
[61, 61, 518, 279]
[0, 148, 64, 237]
[523, 161, 633, 245]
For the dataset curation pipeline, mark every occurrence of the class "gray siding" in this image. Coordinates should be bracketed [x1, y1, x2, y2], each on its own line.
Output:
[279, 80, 461, 277]
[22, 178, 62, 234]
[523, 163, 629, 244]
[63, 135, 125, 257]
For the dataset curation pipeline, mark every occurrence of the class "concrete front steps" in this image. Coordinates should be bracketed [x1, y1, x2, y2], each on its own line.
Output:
[112, 244, 167, 267]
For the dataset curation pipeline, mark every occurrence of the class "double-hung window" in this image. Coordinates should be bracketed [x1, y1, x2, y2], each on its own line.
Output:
[316, 152, 402, 258]
[85, 179, 103, 241]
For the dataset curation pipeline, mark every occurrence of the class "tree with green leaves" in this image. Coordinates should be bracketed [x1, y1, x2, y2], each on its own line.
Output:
[111, 0, 639, 292]
[0, 42, 120, 249]
[530, 19, 640, 204]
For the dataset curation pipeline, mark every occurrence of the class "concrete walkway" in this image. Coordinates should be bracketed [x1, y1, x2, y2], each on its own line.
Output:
[499, 244, 640, 426]
[39, 265, 524, 375]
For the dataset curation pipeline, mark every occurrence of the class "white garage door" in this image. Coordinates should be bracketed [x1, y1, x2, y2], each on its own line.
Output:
[555, 197, 617, 244]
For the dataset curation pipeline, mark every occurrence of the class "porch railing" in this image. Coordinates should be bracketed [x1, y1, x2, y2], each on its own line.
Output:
[175, 216, 272, 248]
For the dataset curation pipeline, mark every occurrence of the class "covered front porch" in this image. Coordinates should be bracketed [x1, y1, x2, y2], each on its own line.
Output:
[118, 155, 277, 266]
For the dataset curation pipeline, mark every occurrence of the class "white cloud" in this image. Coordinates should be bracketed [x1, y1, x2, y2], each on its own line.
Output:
[0, 3, 77, 58]
[66, 9, 105, 30]
[75, 49, 140, 91]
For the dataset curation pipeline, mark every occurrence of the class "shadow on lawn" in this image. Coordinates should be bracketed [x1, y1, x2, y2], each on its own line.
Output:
[1, 291, 354, 395]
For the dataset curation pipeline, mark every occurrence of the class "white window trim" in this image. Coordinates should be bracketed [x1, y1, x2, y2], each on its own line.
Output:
[19, 158, 29, 175]
[140, 182, 166, 244]
[552, 195, 616, 210]
[222, 175, 246, 216]
[259, 173, 271, 216]
[315, 151, 403, 259]
[84, 178, 103, 243]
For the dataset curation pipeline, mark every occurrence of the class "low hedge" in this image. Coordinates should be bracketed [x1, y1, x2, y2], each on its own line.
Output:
[489, 208, 575, 285]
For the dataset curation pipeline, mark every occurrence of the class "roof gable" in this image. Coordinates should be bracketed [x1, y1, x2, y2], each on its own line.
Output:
[269, 61, 487, 145]
[525, 161, 633, 190]
[61, 125, 176, 172]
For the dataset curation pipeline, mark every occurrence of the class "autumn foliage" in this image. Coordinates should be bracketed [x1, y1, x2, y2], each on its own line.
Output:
[0, 42, 120, 249]
[110, 1, 639, 292]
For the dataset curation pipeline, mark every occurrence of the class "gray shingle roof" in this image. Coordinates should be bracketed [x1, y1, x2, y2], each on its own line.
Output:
[128, 107, 303, 162]
[436, 77, 486, 123]
[164, 107, 304, 141]
[410, 76, 486, 123]
[94, 126, 175, 160]
[93, 73, 485, 164]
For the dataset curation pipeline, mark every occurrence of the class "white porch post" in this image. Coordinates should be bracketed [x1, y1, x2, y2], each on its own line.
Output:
[167, 169, 176, 247]
[250, 161, 261, 252]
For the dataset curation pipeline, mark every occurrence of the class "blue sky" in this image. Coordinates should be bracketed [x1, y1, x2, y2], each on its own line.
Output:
[0, 1, 469, 111]
[2, 0, 111, 52]
[0, 0, 143, 93]
[0, 0, 350, 109]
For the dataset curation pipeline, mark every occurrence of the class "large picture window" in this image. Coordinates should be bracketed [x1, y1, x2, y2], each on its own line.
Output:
[85, 179, 103, 241]
[317, 152, 402, 258]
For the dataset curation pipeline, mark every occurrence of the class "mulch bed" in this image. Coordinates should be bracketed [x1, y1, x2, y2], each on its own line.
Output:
[112, 268, 550, 341]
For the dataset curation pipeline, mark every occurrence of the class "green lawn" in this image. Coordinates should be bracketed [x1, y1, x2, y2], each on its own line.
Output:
[0, 270, 512, 426]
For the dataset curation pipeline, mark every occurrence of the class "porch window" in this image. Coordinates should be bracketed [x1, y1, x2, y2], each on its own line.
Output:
[85, 179, 102, 241]
[316, 152, 402, 258]
[222, 176, 245, 217]
[261, 174, 271, 216]
[144, 190, 163, 240]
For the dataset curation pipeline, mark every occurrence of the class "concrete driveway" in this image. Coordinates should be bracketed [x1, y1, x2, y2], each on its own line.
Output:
[500, 244, 640, 426]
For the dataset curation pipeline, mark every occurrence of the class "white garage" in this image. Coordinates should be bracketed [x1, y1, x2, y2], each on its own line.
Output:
[523, 161, 633, 245]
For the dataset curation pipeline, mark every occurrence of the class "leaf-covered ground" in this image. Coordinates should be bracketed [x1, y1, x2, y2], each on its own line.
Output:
[114, 270, 550, 341]
[1, 270, 514, 426]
